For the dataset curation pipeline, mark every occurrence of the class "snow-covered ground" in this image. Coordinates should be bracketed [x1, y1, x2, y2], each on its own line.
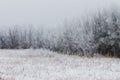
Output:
[0, 49, 120, 80]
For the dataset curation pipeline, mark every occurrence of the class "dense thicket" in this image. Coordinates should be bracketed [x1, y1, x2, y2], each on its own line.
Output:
[0, 7, 120, 57]
[91, 8, 120, 57]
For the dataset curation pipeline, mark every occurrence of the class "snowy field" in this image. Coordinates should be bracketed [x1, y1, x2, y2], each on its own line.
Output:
[0, 49, 120, 80]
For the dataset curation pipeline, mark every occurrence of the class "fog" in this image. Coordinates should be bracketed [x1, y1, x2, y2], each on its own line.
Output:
[0, 0, 119, 28]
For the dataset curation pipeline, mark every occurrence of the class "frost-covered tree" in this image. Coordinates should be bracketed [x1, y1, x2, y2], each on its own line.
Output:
[8, 28, 20, 49]
[0, 34, 8, 49]
[58, 20, 86, 55]
[91, 8, 120, 57]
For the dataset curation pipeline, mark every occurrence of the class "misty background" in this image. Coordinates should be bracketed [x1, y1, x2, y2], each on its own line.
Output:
[0, 0, 119, 29]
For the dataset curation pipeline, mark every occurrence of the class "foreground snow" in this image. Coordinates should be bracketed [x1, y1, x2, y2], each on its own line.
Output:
[0, 49, 120, 80]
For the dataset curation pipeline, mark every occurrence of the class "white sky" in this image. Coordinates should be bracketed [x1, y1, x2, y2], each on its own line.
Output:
[0, 0, 119, 28]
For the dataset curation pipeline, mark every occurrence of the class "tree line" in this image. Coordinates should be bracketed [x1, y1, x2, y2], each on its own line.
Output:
[0, 7, 120, 57]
